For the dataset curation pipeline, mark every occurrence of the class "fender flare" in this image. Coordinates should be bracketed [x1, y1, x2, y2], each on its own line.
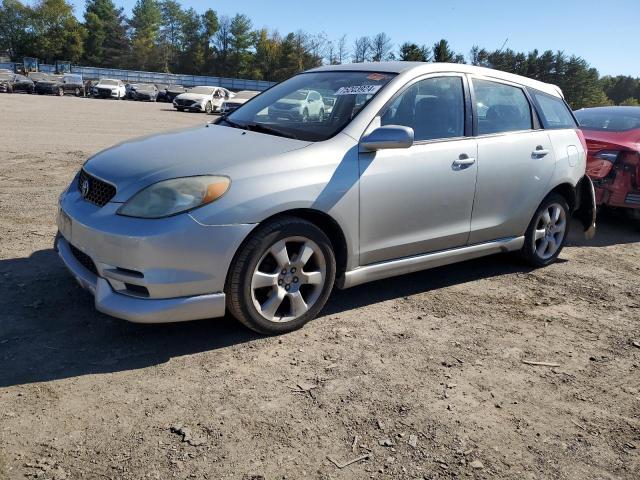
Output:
[574, 175, 597, 239]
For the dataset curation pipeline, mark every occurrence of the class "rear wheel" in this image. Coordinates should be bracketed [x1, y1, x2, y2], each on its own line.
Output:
[176, 107, 184, 112]
[227, 217, 336, 335]
[58, 87, 64, 97]
[521, 193, 570, 267]
[205, 101, 213, 114]
[74, 87, 80, 96]
[301, 108, 309, 123]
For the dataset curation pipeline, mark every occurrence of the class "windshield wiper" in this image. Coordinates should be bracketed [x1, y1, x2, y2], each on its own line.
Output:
[220, 117, 244, 129]
[243, 122, 298, 140]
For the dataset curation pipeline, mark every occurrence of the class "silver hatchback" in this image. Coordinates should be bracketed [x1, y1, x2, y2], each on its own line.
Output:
[56, 62, 596, 334]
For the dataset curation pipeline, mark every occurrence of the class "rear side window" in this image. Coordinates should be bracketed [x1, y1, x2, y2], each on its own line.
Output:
[530, 89, 577, 129]
[473, 79, 532, 135]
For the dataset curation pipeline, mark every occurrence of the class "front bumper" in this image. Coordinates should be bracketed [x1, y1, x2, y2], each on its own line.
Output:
[56, 186, 256, 323]
[174, 102, 203, 111]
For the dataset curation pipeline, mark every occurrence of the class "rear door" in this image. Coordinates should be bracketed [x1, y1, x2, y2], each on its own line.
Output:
[468, 76, 556, 244]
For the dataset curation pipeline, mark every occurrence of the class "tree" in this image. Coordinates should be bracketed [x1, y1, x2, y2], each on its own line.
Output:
[371, 32, 392, 62]
[620, 97, 640, 106]
[178, 8, 205, 74]
[601, 75, 640, 105]
[129, 0, 162, 70]
[432, 39, 455, 63]
[352, 36, 371, 63]
[158, 0, 185, 72]
[336, 34, 348, 64]
[398, 42, 430, 62]
[26, 0, 86, 63]
[252, 28, 281, 80]
[213, 15, 232, 76]
[82, 0, 129, 67]
[228, 13, 253, 78]
[469, 45, 489, 66]
[0, 0, 32, 59]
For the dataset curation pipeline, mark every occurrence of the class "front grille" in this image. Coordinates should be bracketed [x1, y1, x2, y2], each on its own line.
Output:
[626, 193, 640, 205]
[97, 88, 112, 96]
[78, 170, 116, 207]
[175, 99, 194, 107]
[69, 244, 98, 275]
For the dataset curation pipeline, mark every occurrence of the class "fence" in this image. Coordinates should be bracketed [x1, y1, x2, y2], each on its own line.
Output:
[0, 62, 276, 91]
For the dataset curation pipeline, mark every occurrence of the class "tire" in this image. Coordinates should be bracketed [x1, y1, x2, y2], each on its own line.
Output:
[521, 193, 570, 267]
[301, 108, 309, 123]
[318, 108, 324, 121]
[205, 101, 213, 114]
[227, 216, 336, 335]
[58, 87, 64, 97]
[176, 107, 184, 112]
[74, 87, 80, 97]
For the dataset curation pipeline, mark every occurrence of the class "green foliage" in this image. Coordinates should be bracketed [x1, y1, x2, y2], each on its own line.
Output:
[620, 97, 640, 106]
[0, 0, 635, 108]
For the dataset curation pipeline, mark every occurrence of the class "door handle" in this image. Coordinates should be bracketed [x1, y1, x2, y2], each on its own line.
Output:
[452, 154, 476, 170]
[532, 146, 550, 157]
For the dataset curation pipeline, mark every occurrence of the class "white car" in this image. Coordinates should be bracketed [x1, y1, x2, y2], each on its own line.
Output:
[219, 90, 260, 115]
[267, 89, 325, 122]
[93, 78, 126, 99]
[173, 86, 234, 114]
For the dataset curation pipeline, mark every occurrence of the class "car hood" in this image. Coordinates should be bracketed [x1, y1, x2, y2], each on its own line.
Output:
[175, 92, 209, 102]
[96, 84, 118, 89]
[83, 124, 312, 202]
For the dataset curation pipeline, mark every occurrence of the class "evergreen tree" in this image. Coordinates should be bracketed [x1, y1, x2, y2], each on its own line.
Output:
[228, 13, 253, 78]
[432, 39, 455, 63]
[83, 0, 129, 67]
[129, 0, 162, 70]
[159, 0, 184, 72]
[398, 42, 430, 62]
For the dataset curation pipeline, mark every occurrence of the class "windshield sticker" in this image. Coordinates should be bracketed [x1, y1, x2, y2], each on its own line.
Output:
[367, 73, 388, 81]
[335, 85, 382, 95]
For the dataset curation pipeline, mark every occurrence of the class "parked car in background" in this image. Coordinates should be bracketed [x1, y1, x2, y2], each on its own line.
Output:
[163, 85, 186, 103]
[154, 84, 169, 102]
[56, 62, 596, 334]
[219, 90, 259, 115]
[267, 89, 325, 122]
[35, 74, 84, 96]
[28, 71, 50, 86]
[575, 106, 640, 222]
[173, 86, 233, 113]
[133, 84, 158, 102]
[0, 73, 34, 93]
[125, 83, 139, 99]
[93, 78, 126, 99]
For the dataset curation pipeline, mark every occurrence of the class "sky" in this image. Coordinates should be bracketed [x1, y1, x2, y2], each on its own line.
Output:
[67, 0, 640, 77]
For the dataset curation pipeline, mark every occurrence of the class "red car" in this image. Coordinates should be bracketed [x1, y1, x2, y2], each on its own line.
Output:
[574, 106, 640, 222]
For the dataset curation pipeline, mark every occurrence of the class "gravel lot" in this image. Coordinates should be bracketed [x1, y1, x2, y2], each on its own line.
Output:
[0, 93, 639, 480]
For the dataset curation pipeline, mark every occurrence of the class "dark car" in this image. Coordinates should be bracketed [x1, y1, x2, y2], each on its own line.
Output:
[125, 83, 140, 99]
[85, 80, 99, 97]
[134, 83, 158, 101]
[34, 74, 85, 96]
[0, 73, 34, 93]
[164, 85, 186, 102]
[154, 83, 169, 102]
[575, 106, 640, 223]
[28, 72, 50, 86]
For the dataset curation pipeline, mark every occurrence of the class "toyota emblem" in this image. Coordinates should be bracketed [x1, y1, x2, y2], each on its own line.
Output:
[80, 178, 90, 198]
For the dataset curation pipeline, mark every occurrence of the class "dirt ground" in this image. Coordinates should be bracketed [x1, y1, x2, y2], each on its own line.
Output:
[0, 93, 639, 480]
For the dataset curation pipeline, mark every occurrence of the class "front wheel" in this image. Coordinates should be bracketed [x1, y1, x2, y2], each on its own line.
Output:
[227, 217, 336, 335]
[205, 101, 213, 114]
[521, 193, 570, 267]
[58, 87, 64, 97]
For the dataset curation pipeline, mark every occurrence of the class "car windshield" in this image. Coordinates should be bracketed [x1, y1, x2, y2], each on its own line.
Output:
[99, 79, 118, 86]
[223, 71, 396, 141]
[190, 86, 215, 95]
[575, 108, 640, 132]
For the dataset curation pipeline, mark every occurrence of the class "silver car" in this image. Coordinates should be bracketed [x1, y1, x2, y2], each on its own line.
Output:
[56, 62, 596, 334]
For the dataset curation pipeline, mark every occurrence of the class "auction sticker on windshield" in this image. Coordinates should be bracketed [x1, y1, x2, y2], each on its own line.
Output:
[335, 85, 382, 95]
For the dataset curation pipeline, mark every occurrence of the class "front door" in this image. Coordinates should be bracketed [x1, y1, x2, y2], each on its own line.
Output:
[358, 75, 478, 265]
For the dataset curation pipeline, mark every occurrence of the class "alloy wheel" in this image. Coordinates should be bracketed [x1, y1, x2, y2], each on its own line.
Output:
[534, 202, 567, 260]
[250, 236, 326, 323]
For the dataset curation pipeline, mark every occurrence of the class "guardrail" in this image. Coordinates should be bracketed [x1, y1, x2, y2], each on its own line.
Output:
[0, 62, 276, 91]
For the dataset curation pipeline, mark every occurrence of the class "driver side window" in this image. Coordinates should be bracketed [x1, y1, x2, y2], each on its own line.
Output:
[381, 76, 465, 142]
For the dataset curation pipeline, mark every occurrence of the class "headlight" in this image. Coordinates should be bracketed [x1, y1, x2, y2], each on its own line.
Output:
[117, 176, 230, 218]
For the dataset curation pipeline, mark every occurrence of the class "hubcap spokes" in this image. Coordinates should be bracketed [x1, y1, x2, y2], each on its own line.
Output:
[534, 203, 566, 260]
[251, 237, 326, 323]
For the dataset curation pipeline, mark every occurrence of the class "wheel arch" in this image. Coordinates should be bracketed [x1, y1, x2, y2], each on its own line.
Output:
[224, 208, 350, 292]
[546, 182, 577, 212]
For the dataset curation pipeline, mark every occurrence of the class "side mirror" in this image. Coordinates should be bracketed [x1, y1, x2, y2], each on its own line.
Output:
[360, 125, 414, 151]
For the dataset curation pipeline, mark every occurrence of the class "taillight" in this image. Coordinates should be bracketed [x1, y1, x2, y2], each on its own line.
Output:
[586, 150, 619, 179]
